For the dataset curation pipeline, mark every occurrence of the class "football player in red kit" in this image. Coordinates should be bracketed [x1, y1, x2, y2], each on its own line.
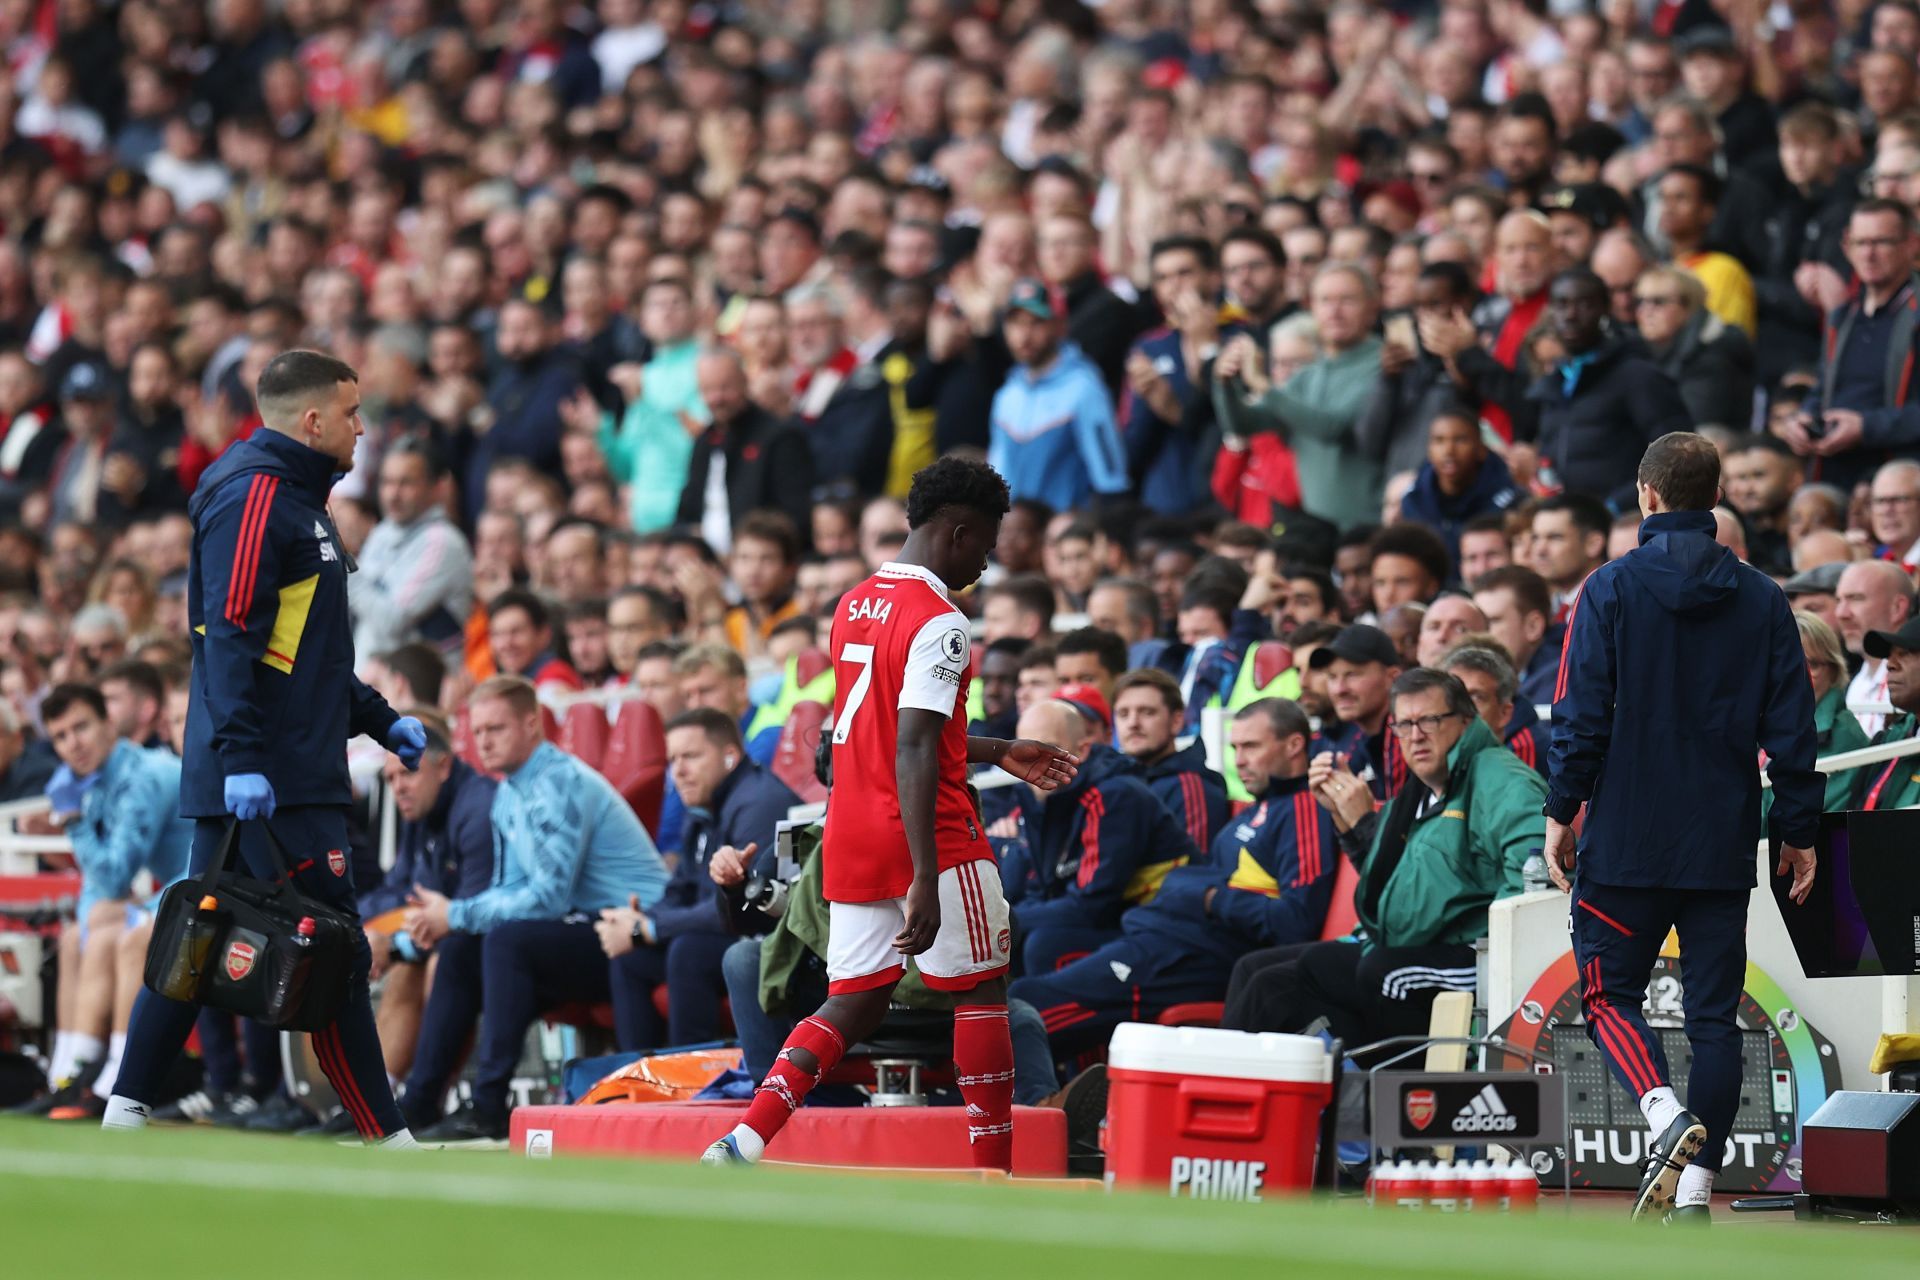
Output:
[703, 457, 1079, 1170]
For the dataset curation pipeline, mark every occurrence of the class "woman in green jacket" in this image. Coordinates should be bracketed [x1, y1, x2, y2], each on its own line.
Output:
[1213, 262, 1384, 531]
[1787, 612, 1869, 813]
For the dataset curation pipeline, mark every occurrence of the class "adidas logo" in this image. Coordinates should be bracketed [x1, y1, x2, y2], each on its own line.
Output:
[1450, 1084, 1518, 1133]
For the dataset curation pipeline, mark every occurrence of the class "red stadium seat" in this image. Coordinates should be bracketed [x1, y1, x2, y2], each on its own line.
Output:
[791, 647, 832, 688]
[560, 702, 611, 771]
[541, 703, 561, 743]
[1318, 855, 1360, 941]
[770, 701, 828, 803]
[602, 700, 667, 832]
[1156, 1002, 1225, 1028]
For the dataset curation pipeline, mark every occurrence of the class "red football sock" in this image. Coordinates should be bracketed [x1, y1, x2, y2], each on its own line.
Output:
[740, 1015, 847, 1145]
[954, 1004, 1014, 1172]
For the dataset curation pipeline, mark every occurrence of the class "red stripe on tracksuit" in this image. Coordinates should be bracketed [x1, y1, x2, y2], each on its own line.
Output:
[1291, 793, 1319, 884]
[1513, 732, 1536, 768]
[1553, 590, 1583, 703]
[1582, 957, 1662, 1095]
[314, 1025, 375, 1136]
[1182, 773, 1206, 849]
[226, 475, 279, 628]
[1076, 791, 1105, 888]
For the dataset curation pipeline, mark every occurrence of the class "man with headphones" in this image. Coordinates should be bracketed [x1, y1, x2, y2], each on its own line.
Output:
[596, 708, 799, 1048]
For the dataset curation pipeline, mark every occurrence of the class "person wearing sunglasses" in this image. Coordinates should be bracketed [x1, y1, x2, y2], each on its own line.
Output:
[1633, 265, 1755, 431]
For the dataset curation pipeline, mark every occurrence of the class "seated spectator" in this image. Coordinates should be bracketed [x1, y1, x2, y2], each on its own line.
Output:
[1398, 410, 1520, 573]
[1014, 644, 1063, 717]
[1171, 571, 1256, 732]
[1368, 523, 1450, 617]
[675, 347, 815, 551]
[485, 588, 583, 698]
[1085, 576, 1168, 672]
[1471, 564, 1559, 709]
[1053, 626, 1128, 704]
[1634, 266, 1756, 433]
[719, 511, 802, 661]
[1379, 601, 1426, 667]
[349, 437, 473, 665]
[1047, 520, 1103, 612]
[598, 709, 798, 1047]
[1415, 593, 1490, 668]
[402, 677, 668, 1143]
[1457, 514, 1514, 584]
[1784, 613, 1868, 814]
[1868, 459, 1920, 571]
[970, 637, 1029, 740]
[1215, 263, 1386, 533]
[1530, 493, 1612, 621]
[980, 573, 1055, 644]
[1111, 668, 1230, 852]
[1001, 696, 1197, 976]
[1310, 625, 1409, 800]
[988, 279, 1128, 510]
[1656, 166, 1757, 338]
[358, 713, 495, 1092]
[1721, 436, 1799, 577]
[1360, 260, 1484, 482]
[674, 643, 782, 766]
[1223, 670, 1545, 1048]
[27, 683, 191, 1117]
[1441, 639, 1548, 776]
[1011, 698, 1339, 1054]
[0, 698, 56, 802]
[1835, 560, 1914, 737]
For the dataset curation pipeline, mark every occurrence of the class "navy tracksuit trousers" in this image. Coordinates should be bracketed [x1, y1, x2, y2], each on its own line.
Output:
[1572, 878, 1748, 1173]
[1009, 936, 1227, 1056]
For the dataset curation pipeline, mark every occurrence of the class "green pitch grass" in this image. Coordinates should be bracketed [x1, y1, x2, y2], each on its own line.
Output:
[1, 1118, 1912, 1278]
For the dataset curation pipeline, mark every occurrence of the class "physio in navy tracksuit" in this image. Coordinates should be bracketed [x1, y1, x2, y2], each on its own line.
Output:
[1000, 724, 1198, 976]
[1545, 433, 1820, 1222]
[604, 709, 799, 1047]
[108, 351, 431, 1143]
[1011, 698, 1338, 1054]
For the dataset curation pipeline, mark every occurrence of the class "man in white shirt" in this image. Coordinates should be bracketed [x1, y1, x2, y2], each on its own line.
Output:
[1835, 560, 1915, 736]
[1869, 459, 1920, 568]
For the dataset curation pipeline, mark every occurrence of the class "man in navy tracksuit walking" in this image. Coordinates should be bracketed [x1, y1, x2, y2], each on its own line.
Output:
[1011, 698, 1338, 1054]
[1545, 431, 1819, 1224]
[104, 351, 431, 1145]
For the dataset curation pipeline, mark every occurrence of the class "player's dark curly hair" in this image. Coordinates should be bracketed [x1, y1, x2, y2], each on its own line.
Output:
[905, 457, 1011, 529]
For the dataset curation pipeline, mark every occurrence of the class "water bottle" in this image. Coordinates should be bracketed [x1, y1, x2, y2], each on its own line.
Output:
[1521, 846, 1551, 892]
[159, 895, 221, 1001]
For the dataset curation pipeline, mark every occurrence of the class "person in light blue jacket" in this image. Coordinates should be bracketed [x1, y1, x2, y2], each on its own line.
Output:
[33, 684, 192, 1110]
[401, 675, 668, 1143]
[986, 279, 1129, 510]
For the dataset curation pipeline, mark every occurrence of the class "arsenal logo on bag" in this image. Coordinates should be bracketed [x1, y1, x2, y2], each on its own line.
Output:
[1405, 1088, 1436, 1132]
[225, 940, 257, 981]
[327, 849, 346, 877]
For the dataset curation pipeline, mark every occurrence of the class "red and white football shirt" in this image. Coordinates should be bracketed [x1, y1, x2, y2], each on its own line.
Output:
[823, 561, 989, 903]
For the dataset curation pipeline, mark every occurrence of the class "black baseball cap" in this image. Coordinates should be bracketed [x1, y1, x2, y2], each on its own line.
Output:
[1864, 617, 1920, 659]
[1540, 183, 1630, 232]
[1307, 624, 1401, 670]
[59, 361, 111, 402]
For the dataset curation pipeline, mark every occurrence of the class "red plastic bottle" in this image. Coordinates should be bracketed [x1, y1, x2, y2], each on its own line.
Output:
[1502, 1157, 1540, 1213]
[1428, 1159, 1463, 1212]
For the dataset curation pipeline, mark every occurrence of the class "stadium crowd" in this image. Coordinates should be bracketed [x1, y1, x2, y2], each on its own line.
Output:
[6, 0, 1920, 1147]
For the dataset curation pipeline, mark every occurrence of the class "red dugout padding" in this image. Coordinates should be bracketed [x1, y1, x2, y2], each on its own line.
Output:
[508, 1101, 1067, 1174]
[601, 701, 667, 832]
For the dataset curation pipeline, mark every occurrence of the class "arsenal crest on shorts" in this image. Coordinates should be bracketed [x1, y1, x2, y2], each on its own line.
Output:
[1405, 1088, 1436, 1131]
[327, 849, 346, 876]
[225, 940, 257, 981]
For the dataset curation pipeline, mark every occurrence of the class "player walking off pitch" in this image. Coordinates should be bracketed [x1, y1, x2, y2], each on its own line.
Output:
[703, 457, 1078, 1171]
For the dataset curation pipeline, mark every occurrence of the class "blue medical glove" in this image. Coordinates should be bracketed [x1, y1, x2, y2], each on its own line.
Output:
[45, 765, 102, 817]
[225, 773, 277, 820]
[387, 716, 428, 771]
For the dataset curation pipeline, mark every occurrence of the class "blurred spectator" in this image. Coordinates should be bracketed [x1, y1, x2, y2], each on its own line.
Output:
[1471, 565, 1559, 709]
[1635, 266, 1756, 432]
[1793, 612, 1870, 813]
[1835, 559, 1915, 736]
[1398, 410, 1520, 572]
[988, 279, 1127, 510]
[1309, 624, 1407, 801]
[350, 438, 473, 663]
[1721, 437, 1800, 576]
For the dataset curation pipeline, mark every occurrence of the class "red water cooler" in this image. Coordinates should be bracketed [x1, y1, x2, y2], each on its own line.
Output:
[1104, 1023, 1334, 1200]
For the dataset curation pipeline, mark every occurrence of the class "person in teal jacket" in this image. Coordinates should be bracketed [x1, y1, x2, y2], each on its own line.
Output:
[591, 277, 706, 531]
[403, 675, 669, 1143]
[986, 280, 1129, 509]
[1213, 262, 1385, 531]
[1765, 612, 1868, 819]
[32, 683, 191, 1113]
